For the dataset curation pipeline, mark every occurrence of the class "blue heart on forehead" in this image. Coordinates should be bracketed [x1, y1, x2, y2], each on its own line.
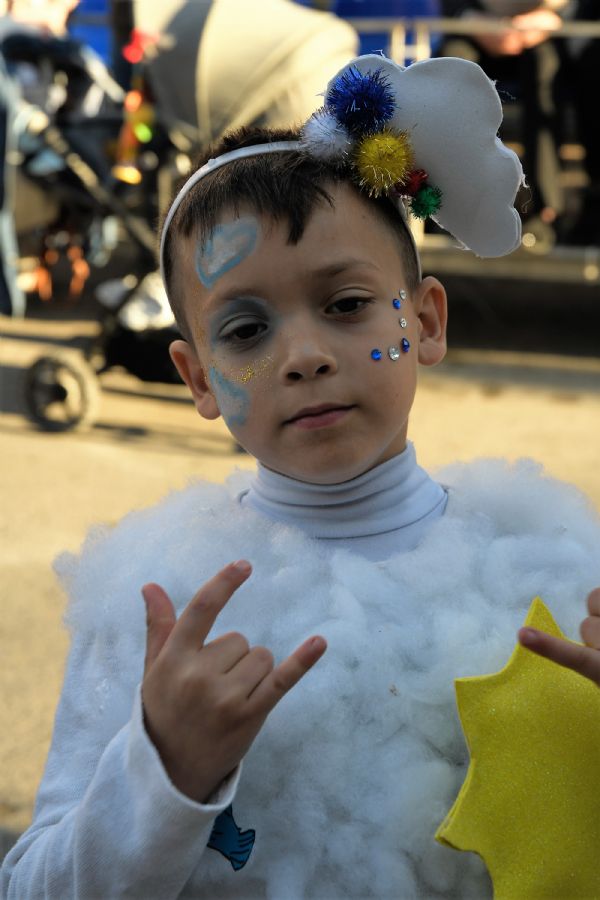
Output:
[195, 219, 258, 289]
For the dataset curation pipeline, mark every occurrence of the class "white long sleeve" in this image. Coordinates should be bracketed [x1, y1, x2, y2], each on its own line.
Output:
[1, 638, 239, 900]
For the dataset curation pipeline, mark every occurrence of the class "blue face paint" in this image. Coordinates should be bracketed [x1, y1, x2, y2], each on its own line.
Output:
[209, 297, 277, 351]
[196, 217, 259, 289]
[209, 366, 250, 428]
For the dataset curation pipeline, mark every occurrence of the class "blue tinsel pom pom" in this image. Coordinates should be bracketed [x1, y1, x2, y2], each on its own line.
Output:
[325, 66, 396, 136]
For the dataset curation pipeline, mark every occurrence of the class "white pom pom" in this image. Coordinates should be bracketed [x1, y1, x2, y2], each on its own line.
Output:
[300, 109, 351, 161]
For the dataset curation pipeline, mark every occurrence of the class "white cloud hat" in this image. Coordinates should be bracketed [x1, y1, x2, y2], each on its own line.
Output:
[320, 54, 524, 258]
[160, 53, 525, 285]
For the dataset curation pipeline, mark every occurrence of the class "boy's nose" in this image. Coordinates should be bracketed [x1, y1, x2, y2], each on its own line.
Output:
[281, 335, 338, 383]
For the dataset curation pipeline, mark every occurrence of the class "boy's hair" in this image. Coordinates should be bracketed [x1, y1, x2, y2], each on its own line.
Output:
[160, 126, 421, 346]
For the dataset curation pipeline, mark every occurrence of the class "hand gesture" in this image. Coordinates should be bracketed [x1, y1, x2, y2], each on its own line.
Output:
[518, 588, 600, 687]
[141, 561, 326, 802]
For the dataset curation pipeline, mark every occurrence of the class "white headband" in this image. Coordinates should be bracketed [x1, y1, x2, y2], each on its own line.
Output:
[159, 139, 422, 285]
[159, 54, 523, 289]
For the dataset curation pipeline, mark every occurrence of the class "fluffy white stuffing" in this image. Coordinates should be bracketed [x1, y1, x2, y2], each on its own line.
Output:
[54, 457, 600, 898]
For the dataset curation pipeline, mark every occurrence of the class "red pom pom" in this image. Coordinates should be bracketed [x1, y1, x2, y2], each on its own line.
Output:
[403, 169, 429, 197]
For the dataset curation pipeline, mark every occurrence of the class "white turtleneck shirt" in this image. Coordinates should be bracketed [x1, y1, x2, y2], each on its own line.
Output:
[239, 442, 448, 561]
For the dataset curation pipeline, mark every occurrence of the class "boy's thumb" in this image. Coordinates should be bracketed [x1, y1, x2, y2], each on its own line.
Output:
[141, 583, 176, 676]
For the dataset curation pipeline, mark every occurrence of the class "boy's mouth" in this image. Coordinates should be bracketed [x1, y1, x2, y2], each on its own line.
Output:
[285, 404, 355, 429]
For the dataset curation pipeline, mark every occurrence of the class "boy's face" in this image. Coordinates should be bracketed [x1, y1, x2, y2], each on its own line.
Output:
[170, 183, 447, 484]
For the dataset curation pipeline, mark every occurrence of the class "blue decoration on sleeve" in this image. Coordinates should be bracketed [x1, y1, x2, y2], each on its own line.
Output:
[207, 805, 256, 871]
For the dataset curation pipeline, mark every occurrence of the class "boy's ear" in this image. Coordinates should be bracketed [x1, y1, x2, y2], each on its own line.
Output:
[169, 340, 221, 420]
[414, 276, 448, 367]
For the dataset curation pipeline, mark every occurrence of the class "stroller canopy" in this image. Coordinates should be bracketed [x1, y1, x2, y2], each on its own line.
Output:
[134, 0, 357, 146]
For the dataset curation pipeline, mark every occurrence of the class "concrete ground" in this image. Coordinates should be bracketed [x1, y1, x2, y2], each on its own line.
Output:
[2, 305, 600, 856]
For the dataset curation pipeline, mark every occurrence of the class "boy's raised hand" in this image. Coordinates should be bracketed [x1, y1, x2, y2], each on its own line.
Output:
[518, 588, 600, 687]
[141, 561, 326, 803]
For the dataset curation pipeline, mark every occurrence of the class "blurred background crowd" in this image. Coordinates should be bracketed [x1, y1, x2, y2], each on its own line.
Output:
[1, 0, 599, 429]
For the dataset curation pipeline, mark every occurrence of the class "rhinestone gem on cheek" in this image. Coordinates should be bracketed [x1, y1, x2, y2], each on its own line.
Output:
[400, 317, 407, 328]
[371, 348, 383, 361]
[401, 337, 410, 352]
[388, 346, 400, 360]
[392, 298, 401, 309]
[399, 289, 407, 300]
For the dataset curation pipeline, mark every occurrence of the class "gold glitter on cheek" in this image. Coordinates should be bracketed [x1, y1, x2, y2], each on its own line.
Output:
[239, 365, 255, 384]
[232, 356, 274, 384]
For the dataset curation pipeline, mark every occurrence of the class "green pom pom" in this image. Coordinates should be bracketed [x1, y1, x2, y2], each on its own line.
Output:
[410, 184, 442, 220]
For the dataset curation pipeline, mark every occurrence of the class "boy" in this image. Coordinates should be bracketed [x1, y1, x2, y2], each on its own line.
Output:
[3, 54, 600, 899]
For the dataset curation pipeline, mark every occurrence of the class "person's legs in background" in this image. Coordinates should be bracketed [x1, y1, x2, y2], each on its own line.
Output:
[562, 32, 600, 244]
[0, 59, 25, 317]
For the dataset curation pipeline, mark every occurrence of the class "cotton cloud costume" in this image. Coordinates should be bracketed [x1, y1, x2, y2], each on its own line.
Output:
[3, 448, 600, 899]
[4, 55, 599, 899]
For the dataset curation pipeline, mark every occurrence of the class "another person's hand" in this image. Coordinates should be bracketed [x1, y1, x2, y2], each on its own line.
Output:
[469, 7, 561, 56]
[518, 588, 600, 687]
[469, 12, 525, 55]
[141, 562, 327, 802]
[512, 8, 562, 50]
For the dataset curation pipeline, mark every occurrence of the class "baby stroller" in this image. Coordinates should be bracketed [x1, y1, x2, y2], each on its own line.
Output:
[25, 271, 182, 432]
[4, 27, 194, 430]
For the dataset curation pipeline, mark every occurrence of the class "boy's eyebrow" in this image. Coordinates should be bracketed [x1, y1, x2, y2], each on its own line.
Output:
[204, 258, 383, 311]
[310, 258, 382, 278]
[204, 291, 267, 314]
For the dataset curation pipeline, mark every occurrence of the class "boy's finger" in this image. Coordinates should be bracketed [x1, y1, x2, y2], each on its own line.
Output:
[248, 635, 327, 713]
[170, 561, 252, 652]
[518, 627, 600, 686]
[587, 588, 600, 616]
[142, 583, 176, 676]
[226, 645, 275, 696]
[203, 631, 252, 673]
[580, 616, 600, 650]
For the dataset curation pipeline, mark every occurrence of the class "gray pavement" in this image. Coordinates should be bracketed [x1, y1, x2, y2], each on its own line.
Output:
[2, 308, 600, 852]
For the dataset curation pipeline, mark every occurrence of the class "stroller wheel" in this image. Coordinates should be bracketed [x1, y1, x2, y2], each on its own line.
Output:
[25, 352, 100, 432]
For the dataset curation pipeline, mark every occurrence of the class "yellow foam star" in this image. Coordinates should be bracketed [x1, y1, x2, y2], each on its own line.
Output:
[436, 598, 600, 898]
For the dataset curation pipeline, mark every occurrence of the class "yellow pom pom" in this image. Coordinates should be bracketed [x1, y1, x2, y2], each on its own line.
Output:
[354, 130, 414, 197]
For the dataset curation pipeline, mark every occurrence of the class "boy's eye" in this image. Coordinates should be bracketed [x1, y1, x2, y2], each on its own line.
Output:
[220, 319, 267, 344]
[327, 297, 372, 315]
